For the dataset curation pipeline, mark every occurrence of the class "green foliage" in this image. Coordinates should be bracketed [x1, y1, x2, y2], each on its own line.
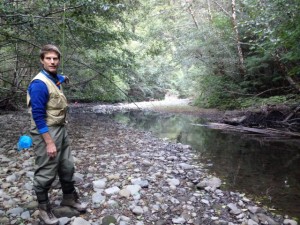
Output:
[125, 0, 300, 109]
[244, 53, 287, 93]
[193, 75, 242, 110]
[0, 0, 299, 110]
[212, 14, 231, 31]
[0, 0, 138, 108]
[240, 0, 300, 78]
[237, 94, 300, 109]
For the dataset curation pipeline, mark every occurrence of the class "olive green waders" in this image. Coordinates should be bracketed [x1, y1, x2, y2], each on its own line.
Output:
[31, 125, 75, 224]
[31, 125, 75, 194]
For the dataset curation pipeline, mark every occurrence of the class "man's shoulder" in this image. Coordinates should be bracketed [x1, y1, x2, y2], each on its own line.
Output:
[29, 78, 47, 90]
[32, 72, 46, 80]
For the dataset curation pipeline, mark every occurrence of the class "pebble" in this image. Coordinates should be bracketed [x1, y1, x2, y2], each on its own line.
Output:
[105, 186, 120, 195]
[228, 203, 242, 215]
[72, 217, 91, 225]
[93, 178, 107, 189]
[132, 206, 143, 215]
[172, 217, 186, 224]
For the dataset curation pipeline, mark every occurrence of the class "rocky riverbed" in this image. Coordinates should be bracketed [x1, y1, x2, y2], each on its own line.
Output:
[0, 108, 298, 225]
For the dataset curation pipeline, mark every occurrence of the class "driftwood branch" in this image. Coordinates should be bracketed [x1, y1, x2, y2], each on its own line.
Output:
[283, 105, 300, 122]
[255, 87, 290, 97]
[285, 76, 300, 93]
[223, 88, 254, 96]
[222, 86, 291, 97]
[192, 122, 300, 137]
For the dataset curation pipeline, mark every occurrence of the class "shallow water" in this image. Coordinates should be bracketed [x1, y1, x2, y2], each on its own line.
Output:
[111, 110, 300, 219]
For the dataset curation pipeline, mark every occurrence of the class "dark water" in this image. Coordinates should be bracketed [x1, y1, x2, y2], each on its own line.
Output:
[111, 111, 300, 219]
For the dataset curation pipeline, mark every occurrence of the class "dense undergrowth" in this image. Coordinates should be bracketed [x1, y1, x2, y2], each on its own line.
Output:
[194, 94, 300, 110]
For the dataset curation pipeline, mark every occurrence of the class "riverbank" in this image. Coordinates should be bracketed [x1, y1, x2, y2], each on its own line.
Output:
[68, 99, 225, 122]
[69, 98, 300, 131]
[0, 108, 298, 225]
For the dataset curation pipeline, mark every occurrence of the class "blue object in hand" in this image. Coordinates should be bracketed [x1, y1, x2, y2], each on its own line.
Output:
[17, 135, 32, 151]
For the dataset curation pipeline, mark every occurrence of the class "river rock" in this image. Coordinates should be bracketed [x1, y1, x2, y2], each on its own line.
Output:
[58, 217, 71, 225]
[6, 174, 17, 182]
[201, 199, 210, 206]
[132, 206, 144, 215]
[172, 217, 186, 224]
[257, 213, 279, 225]
[72, 217, 90, 225]
[3, 199, 16, 209]
[1, 183, 11, 189]
[23, 182, 33, 190]
[196, 177, 221, 190]
[167, 178, 180, 186]
[105, 186, 120, 195]
[52, 206, 80, 218]
[20, 211, 30, 220]
[178, 163, 194, 170]
[227, 203, 242, 215]
[24, 201, 38, 210]
[0, 217, 9, 224]
[93, 178, 107, 189]
[126, 185, 141, 196]
[119, 188, 131, 198]
[131, 178, 149, 188]
[283, 219, 298, 225]
[247, 219, 259, 225]
[92, 193, 106, 205]
[248, 206, 263, 214]
[7, 207, 24, 216]
[102, 215, 117, 225]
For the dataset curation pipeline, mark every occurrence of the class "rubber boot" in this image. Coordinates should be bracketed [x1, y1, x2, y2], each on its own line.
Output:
[38, 202, 59, 225]
[60, 190, 87, 212]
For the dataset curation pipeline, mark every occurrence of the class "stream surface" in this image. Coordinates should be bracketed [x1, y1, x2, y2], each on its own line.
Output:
[109, 110, 300, 219]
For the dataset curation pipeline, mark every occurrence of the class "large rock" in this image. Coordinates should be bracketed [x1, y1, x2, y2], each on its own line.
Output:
[52, 206, 80, 218]
[227, 203, 242, 215]
[196, 177, 221, 190]
[283, 219, 298, 225]
[72, 217, 90, 225]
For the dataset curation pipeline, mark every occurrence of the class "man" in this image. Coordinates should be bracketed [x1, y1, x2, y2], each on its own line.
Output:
[27, 44, 87, 225]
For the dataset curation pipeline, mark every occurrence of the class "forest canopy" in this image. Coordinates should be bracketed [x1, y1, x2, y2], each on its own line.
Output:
[0, 0, 299, 110]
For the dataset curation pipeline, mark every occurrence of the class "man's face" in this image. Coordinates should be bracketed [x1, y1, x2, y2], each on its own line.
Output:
[40, 51, 60, 74]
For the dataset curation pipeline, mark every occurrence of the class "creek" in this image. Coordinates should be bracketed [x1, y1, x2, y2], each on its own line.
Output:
[109, 110, 300, 219]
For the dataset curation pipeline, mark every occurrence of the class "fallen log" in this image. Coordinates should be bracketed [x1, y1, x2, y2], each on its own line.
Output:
[192, 122, 300, 138]
[283, 105, 300, 122]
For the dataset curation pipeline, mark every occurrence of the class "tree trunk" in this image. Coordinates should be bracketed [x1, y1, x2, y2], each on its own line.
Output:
[273, 52, 300, 93]
[231, 0, 245, 76]
[207, 0, 213, 21]
[211, 0, 246, 76]
[186, 1, 199, 29]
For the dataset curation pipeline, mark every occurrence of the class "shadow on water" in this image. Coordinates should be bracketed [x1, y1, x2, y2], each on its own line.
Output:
[111, 110, 300, 219]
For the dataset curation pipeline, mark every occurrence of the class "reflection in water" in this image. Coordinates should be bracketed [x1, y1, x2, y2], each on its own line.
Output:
[112, 111, 300, 219]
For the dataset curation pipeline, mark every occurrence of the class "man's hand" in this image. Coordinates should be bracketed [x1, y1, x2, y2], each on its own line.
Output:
[64, 76, 70, 84]
[46, 142, 57, 158]
[42, 132, 57, 158]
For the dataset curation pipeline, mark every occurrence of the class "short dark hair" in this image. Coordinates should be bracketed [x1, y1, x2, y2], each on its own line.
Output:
[40, 44, 61, 60]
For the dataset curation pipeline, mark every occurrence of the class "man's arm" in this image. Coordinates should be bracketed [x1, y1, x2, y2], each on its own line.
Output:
[28, 80, 57, 158]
